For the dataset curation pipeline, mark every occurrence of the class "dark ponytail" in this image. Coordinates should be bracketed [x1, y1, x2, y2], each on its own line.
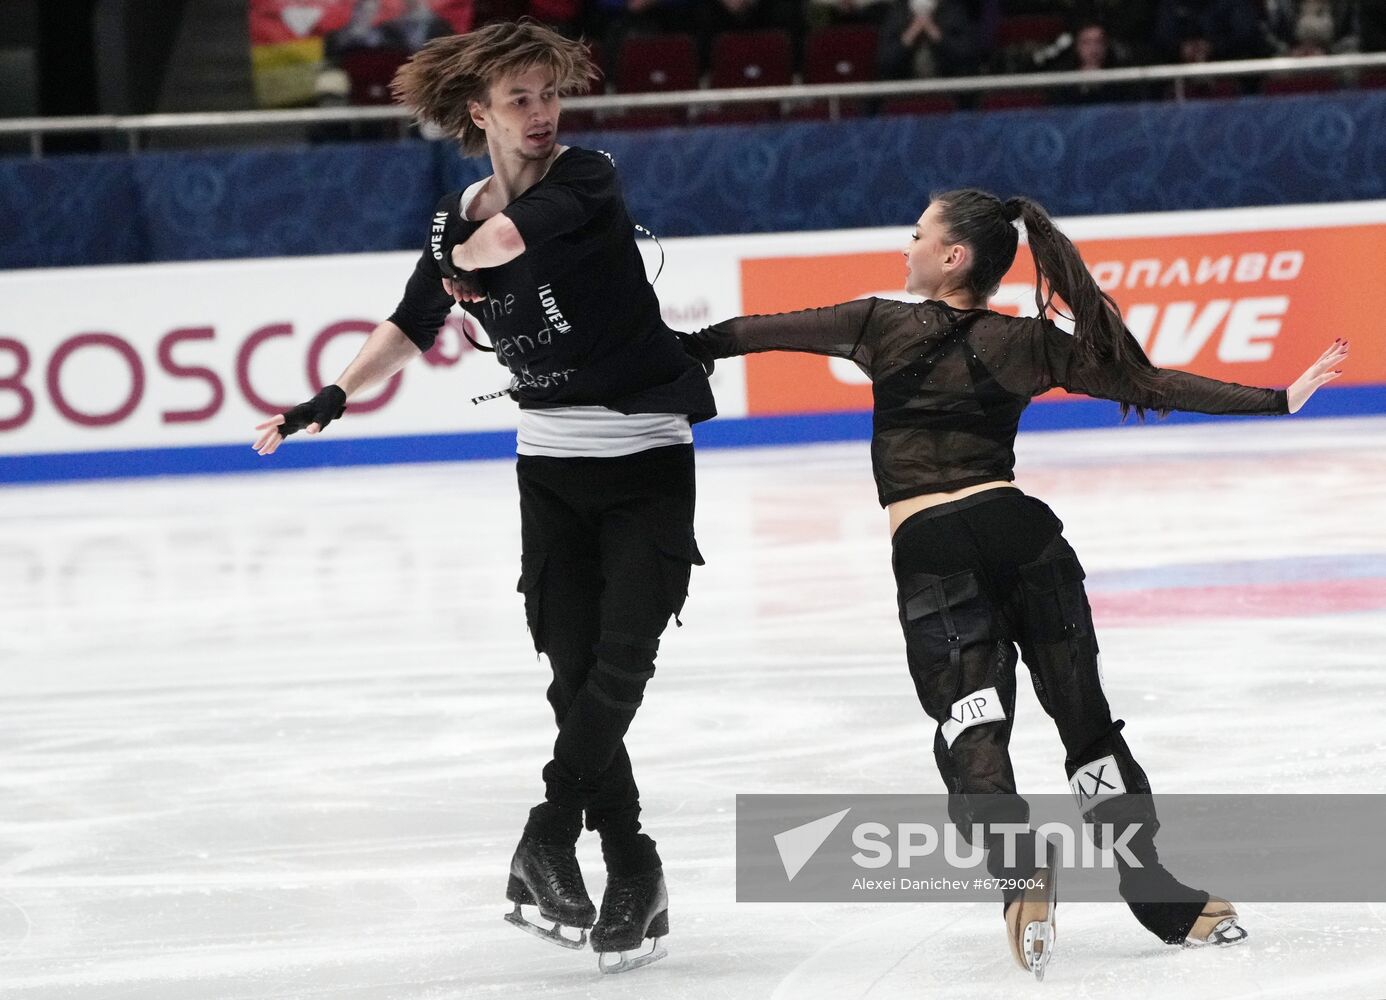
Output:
[933, 189, 1164, 421]
[1006, 196, 1164, 420]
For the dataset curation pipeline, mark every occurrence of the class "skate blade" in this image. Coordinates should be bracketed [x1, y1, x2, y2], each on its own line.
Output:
[1023, 919, 1055, 981]
[503, 905, 589, 950]
[1184, 917, 1249, 949]
[597, 938, 668, 974]
[1008, 866, 1058, 980]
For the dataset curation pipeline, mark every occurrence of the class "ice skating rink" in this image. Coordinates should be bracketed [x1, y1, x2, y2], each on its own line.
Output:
[3, 416, 1384, 1000]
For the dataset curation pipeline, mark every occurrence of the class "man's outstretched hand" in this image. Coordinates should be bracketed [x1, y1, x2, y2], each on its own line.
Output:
[253, 384, 347, 456]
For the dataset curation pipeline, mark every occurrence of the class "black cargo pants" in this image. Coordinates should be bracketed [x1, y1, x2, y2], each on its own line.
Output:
[891, 488, 1208, 944]
[515, 444, 702, 876]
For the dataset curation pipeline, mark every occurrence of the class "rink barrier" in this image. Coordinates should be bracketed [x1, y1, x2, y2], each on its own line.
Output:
[5, 90, 1386, 270]
[2, 385, 1380, 485]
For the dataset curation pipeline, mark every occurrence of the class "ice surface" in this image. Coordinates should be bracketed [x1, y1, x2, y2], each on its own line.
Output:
[2, 417, 1384, 999]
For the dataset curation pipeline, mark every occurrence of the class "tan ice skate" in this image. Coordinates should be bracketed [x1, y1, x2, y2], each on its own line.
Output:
[1184, 896, 1248, 947]
[1005, 866, 1057, 981]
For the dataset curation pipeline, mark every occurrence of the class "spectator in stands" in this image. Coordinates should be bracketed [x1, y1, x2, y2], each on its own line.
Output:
[881, 0, 989, 79]
[1364, 2, 1386, 51]
[1073, 0, 1158, 64]
[1263, 0, 1358, 55]
[1051, 20, 1144, 103]
[326, 0, 390, 58]
[1166, 18, 1236, 98]
[809, 0, 897, 29]
[381, 0, 461, 52]
[698, 0, 803, 66]
[1153, 0, 1270, 62]
[702, 0, 799, 35]
[589, 0, 701, 71]
[528, 0, 585, 38]
[591, 0, 699, 37]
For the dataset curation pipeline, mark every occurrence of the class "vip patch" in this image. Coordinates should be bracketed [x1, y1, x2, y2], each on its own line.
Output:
[939, 687, 1006, 748]
[1070, 755, 1126, 809]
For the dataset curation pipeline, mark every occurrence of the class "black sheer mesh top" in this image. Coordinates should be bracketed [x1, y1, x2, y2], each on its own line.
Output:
[690, 298, 1288, 507]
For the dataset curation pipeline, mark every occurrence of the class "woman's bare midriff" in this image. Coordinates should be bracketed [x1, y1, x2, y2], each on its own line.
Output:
[887, 480, 1016, 537]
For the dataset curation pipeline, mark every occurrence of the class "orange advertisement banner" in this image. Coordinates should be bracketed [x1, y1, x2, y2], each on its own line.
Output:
[740, 224, 1386, 416]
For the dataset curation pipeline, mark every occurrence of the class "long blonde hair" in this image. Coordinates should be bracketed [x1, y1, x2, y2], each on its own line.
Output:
[392, 19, 597, 156]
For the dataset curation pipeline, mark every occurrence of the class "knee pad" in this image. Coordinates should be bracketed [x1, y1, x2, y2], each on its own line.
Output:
[588, 630, 660, 711]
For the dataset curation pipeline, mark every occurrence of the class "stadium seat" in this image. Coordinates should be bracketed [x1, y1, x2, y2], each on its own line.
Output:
[614, 33, 699, 94]
[996, 14, 1065, 48]
[605, 33, 699, 130]
[1261, 71, 1342, 95]
[337, 47, 411, 105]
[709, 29, 792, 89]
[796, 25, 878, 118]
[979, 89, 1050, 110]
[561, 40, 605, 131]
[702, 29, 792, 124]
[880, 94, 959, 117]
[803, 25, 878, 85]
[585, 39, 608, 90]
[1173, 77, 1242, 101]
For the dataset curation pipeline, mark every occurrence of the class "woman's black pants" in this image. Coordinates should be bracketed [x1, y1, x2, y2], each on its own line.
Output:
[892, 487, 1208, 944]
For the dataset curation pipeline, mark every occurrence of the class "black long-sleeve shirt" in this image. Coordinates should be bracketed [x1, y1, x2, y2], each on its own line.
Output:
[689, 298, 1289, 506]
[388, 146, 715, 422]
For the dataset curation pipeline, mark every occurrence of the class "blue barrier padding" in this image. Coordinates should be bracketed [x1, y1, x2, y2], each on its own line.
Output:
[0, 429, 520, 484]
[3, 384, 1379, 485]
[5, 90, 1386, 269]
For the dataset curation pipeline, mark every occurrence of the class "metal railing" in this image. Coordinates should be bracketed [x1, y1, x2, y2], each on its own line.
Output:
[3, 51, 1385, 158]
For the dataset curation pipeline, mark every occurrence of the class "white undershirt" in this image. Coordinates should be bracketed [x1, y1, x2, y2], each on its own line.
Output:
[460, 172, 694, 459]
[517, 408, 693, 458]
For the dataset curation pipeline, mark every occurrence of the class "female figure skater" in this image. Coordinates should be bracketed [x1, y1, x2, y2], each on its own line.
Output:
[681, 189, 1347, 978]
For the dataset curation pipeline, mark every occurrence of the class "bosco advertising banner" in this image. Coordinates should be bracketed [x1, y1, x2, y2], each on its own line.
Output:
[0, 236, 743, 479]
[737, 201, 1386, 417]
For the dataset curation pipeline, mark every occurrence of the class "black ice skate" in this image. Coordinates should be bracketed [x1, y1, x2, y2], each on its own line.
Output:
[1005, 866, 1058, 981]
[502, 837, 597, 950]
[1183, 896, 1249, 948]
[591, 867, 669, 974]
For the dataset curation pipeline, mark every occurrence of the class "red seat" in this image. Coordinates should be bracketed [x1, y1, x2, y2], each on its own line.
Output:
[337, 47, 411, 105]
[709, 29, 792, 89]
[614, 33, 699, 93]
[803, 25, 878, 85]
[584, 39, 608, 91]
[1261, 71, 1341, 95]
[996, 14, 1065, 48]
[704, 30, 791, 123]
[881, 94, 959, 117]
[800, 26, 877, 118]
[1173, 77, 1241, 100]
[979, 89, 1050, 110]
